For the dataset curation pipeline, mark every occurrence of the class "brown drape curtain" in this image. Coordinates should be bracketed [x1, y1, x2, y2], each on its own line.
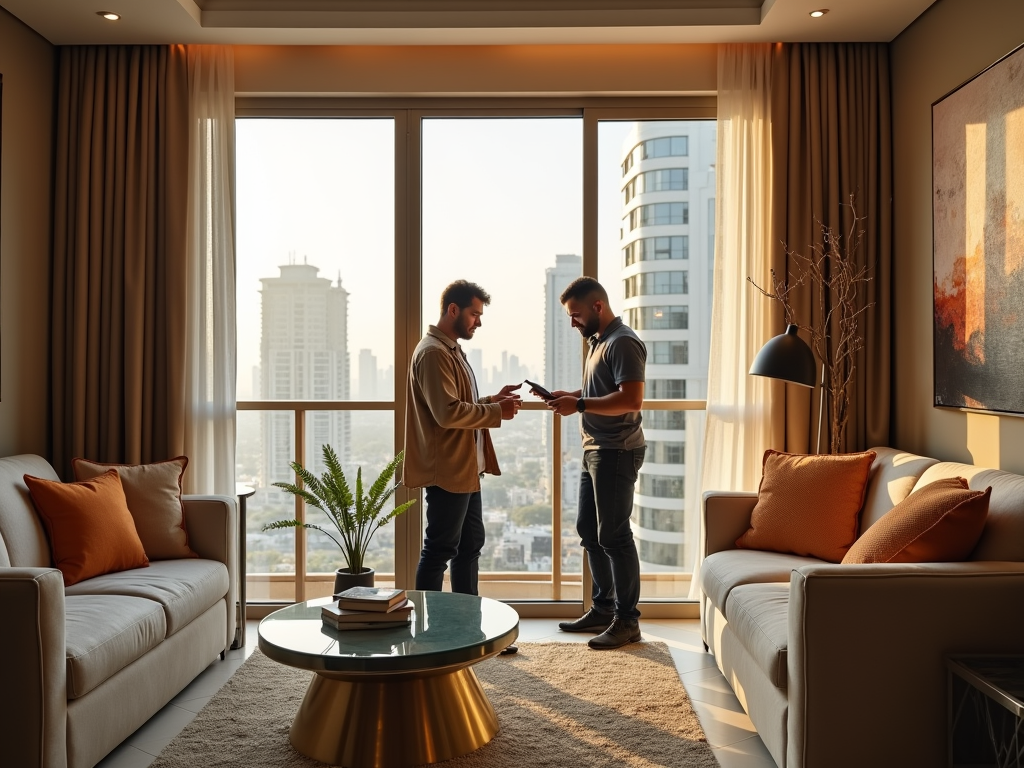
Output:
[52, 46, 189, 478]
[770, 42, 893, 454]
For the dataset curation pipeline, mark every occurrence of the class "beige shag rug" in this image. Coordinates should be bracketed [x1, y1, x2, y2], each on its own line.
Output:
[151, 642, 718, 768]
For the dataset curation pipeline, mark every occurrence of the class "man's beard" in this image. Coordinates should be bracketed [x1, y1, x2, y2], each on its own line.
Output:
[455, 314, 476, 340]
[577, 316, 600, 338]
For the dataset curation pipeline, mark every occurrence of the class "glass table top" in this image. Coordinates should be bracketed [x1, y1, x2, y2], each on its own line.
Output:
[258, 590, 520, 675]
[947, 655, 1024, 716]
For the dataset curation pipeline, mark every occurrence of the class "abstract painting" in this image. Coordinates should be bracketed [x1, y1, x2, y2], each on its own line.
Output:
[933, 43, 1024, 415]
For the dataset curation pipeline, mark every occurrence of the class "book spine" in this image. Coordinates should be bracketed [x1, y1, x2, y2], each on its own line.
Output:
[334, 601, 397, 612]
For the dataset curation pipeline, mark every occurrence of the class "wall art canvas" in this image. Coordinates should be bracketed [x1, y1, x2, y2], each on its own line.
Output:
[933, 43, 1024, 415]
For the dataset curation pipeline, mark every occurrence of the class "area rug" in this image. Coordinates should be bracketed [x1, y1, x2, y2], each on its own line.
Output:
[150, 642, 719, 768]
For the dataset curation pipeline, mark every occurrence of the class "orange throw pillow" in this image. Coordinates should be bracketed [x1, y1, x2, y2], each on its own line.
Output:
[24, 470, 149, 586]
[72, 456, 196, 560]
[842, 477, 990, 564]
[736, 450, 877, 562]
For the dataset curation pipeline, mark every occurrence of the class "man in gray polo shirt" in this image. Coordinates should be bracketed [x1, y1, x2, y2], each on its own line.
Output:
[537, 276, 647, 650]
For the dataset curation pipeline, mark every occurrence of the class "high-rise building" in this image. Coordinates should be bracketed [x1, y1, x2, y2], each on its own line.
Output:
[545, 254, 583, 507]
[259, 261, 351, 488]
[468, 348, 485, 391]
[619, 122, 715, 572]
[358, 348, 378, 400]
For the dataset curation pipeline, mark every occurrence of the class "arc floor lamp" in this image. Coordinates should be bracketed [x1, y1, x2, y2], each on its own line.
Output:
[749, 324, 826, 454]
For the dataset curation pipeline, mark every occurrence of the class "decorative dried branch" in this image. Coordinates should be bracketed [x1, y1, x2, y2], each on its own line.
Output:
[748, 194, 875, 453]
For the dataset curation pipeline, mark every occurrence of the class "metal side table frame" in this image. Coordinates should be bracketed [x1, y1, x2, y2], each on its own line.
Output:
[232, 484, 256, 650]
[947, 655, 1024, 768]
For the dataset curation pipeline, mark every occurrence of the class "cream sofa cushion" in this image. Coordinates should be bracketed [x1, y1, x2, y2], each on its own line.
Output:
[65, 559, 228, 636]
[700, 549, 820, 614]
[859, 447, 939, 533]
[915, 462, 1024, 561]
[0, 454, 59, 568]
[726, 583, 790, 689]
[65, 595, 166, 699]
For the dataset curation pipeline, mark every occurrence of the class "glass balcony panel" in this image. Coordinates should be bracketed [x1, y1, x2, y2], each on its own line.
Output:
[421, 117, 583, 601]
[303, 411, 397, 599]
[237, 408, 297, 603]
[600, 119, 715, 601]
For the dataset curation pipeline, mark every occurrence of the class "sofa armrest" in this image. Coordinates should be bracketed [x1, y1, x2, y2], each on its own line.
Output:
[787, 561, 1024, 768]
[182, 495, 238, 651]
[0, 568, 68, 768]
[702, 490, 757, 556]
[183, 495, 236, 565]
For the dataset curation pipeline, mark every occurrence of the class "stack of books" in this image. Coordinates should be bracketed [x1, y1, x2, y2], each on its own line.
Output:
[321, 586, 413, 631]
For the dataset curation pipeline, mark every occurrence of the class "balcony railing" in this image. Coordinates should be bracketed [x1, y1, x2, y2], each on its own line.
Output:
[237, 398, 706, 606]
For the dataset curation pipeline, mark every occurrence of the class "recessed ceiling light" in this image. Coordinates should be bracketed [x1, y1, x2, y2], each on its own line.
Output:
[97, 11, 121, 21]
[809, 9, 829, 18]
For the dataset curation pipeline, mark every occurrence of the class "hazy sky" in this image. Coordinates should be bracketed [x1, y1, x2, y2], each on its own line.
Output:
[235, 117, 636, 398]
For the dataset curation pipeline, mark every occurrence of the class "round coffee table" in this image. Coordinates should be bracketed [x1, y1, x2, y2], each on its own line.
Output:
[258, 590, 519, 767]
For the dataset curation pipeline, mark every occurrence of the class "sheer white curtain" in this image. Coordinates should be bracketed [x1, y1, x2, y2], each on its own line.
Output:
[183, 46, 236, 495]
[688, 44, 777, 596]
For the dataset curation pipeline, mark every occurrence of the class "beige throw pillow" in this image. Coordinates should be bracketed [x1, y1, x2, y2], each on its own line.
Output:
[72, 457, 197, 560]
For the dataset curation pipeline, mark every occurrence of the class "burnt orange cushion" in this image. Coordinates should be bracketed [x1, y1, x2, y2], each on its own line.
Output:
[842, 477, 990, 564]
[72, 456, 196, 560]
[736, 450, 877, 562]
[24, 470, 150, 586]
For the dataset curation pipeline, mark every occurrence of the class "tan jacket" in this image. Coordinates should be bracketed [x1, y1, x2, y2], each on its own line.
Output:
[402, 326, 502, 492]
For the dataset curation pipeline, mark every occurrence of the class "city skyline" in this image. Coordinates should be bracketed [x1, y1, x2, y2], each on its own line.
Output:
[235, 118, 636, 399]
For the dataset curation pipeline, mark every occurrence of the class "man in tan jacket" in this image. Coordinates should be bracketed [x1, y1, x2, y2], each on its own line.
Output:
[403, 280, 521, 597]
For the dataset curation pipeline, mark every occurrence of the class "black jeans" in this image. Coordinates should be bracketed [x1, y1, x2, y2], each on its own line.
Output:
[577, 447, 646, 620]
[415, 485, 485, 595]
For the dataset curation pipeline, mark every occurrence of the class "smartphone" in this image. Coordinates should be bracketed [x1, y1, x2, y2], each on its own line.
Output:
[524, 379, 555, 401]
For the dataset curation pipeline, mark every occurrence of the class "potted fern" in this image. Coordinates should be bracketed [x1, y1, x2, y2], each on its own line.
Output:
[263, 446, 415, 592]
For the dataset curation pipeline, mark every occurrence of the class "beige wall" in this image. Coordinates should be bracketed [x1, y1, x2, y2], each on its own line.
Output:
[233, 43, 718, 96]
[0, 8, 53, 457]
[891, 0, 1024, 472]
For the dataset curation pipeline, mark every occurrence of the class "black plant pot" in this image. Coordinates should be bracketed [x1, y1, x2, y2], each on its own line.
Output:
[333, 567, 375, 594]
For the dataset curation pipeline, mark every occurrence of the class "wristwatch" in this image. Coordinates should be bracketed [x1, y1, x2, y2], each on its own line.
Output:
[576, 397, 586, 413]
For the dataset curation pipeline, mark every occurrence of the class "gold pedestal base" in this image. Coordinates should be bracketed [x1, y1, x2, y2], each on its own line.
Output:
[289, 666, 499, 767]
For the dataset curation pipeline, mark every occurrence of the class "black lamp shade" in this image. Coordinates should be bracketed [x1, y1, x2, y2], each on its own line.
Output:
[749, 324, 816, 388]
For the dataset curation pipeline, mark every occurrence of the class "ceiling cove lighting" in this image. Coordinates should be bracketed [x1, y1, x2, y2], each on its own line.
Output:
[97, 11, 120, 20]
[809, 9, 829, 17]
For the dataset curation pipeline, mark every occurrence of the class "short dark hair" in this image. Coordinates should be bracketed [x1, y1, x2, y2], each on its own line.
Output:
[440, 280, 491, 313]
[560, 276, 609, 305]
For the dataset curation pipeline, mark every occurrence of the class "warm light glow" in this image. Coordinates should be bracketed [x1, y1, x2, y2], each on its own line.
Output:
[809, 9, 829, 17]
[97, 11, 120, 20]
[965, 122, 986, 363]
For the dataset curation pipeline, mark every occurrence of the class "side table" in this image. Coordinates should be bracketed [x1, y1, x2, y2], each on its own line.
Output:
[947, 655, 1024, 768]
[232, 484, 256, 650]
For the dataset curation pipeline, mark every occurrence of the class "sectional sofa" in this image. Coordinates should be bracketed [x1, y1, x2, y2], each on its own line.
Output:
[699, 446, 1024, 768]
[0, 454, 237, 768]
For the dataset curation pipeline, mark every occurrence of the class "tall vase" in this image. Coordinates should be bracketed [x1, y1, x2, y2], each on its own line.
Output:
[333, 567, 375, 594]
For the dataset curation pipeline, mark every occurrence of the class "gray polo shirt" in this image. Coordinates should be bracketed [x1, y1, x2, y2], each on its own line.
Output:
[580, 316, 646, 451]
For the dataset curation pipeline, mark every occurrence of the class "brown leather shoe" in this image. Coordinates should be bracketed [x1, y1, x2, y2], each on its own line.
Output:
[558, 608, 614, 633]
[588, 618, 641, 650]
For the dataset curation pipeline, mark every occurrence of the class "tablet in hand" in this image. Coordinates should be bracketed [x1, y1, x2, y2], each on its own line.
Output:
[524, 379, 555, 401]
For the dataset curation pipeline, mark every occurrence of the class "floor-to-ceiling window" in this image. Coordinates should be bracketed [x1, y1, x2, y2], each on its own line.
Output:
[235, 102, 714, 615]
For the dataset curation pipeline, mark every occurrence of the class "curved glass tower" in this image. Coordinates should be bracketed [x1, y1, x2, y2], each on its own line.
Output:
[619, 121, 716, 573]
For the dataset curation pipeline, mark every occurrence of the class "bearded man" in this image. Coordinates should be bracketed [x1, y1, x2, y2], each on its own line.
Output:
[403, 280, 521, 597]
[539, 276, 647, 650]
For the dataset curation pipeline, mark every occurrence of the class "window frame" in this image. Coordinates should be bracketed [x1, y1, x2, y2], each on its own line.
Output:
[234, 98, 715, 619]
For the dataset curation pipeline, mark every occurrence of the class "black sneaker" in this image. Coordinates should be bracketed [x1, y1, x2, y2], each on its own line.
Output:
[558, 608, 614, 633]
[588, 618, 641, 650]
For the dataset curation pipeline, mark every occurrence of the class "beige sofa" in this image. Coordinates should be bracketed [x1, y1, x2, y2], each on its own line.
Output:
[0, 454, 237, 768]
[699, 446, 1024, 768]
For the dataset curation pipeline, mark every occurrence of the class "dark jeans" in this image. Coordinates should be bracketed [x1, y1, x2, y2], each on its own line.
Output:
[415, 485, 485, 595]
[577, 447, 646, 620]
